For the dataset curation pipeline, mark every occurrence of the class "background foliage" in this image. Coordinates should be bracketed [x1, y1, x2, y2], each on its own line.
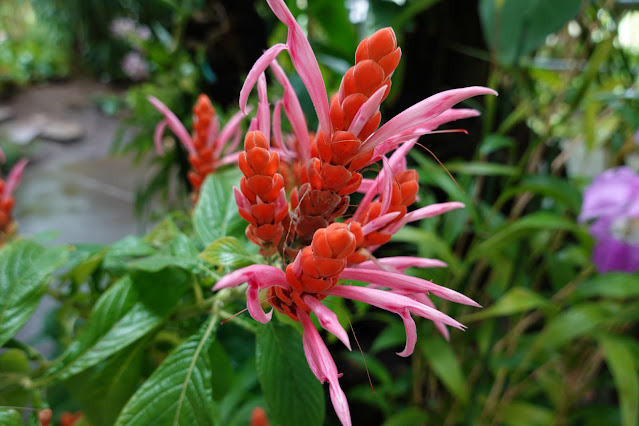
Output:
[2, 0, 639, 425]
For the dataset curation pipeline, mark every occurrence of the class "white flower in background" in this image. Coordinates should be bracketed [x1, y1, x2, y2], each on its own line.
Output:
[618, 11, 639, 54]
[121, 51, 149, 81]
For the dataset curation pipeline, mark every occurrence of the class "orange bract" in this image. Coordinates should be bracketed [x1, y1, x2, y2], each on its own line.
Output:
[188, 95, 218, 200]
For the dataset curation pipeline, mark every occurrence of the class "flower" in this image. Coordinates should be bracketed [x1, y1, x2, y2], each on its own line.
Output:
[149, 95, 249, 200]
[121, 51, 149, 81]
[0, 158, 28, 243]
[579, 166, 639, 273]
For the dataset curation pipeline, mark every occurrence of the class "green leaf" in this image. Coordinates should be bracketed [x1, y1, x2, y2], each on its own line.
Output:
[479, 134, 515, 155]
[0, 409, 22, 426]
[382, 407, 429, 426]
[468, 212, 590, 262]
[598, 336, 639, 426]
[445, 161, 519, 176]
[533, 301, 621, 353]
[115, 317, 218, 426]
[66, 338, 147, 426]
[479, 0, 582, 64]
[463, 287, 549, 321]
[0, 349, 30, 407]
[256, 322, 325, 426]
[0, 240, 69, 346]
[496, 175, 583, 214]
[497, 401, 554, 425]
[573, 273, 639, 300]
[419, 336, 468, 404]
[128, 255, 200, 272]
[39, 269, 189, 384]
[193, 169, 245, 246]
[199, 237, 256, 269]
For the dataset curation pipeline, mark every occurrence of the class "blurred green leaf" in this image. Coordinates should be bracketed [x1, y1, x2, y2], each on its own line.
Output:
[479, 134, 515, 155]
[0, 240, 69, 346]
[382, 407, 429, 426]
[66, 339, 146, 426]
[498, 400, 554, 425]
[256, 322, 325, 426]
[115, 317, 218, 426]
[445, 161, 519, 176]
[572, 273, 639, 300]
[496, 175, 583, 213]
[419, 336, 468, 403]
[598, 336, 639, 426]
[479, 0, 582, 64]
[128, 254, 201, 273]
[463, 287, 549, 321]
[209, 340, 234, 401]
[0, 349, 30, 407]
[193, 169, 245, 246]
[199, 237, 256, 269]
[40, 269, 189, 384]
[0, 409, 21, 426]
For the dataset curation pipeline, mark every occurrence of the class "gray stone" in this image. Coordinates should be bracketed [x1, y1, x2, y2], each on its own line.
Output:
[2, 113, 47, 145]
[40, 119, 84, 142]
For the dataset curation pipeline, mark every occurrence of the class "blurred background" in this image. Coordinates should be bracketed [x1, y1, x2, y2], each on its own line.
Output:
[1, 0, 639, 425]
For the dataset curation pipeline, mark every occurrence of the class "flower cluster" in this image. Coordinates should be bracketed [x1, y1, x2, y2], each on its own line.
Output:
[213, 1, 496, 424]
[579, 166, 639, 273]
[149, 94, 248, 201]
[0, 155, 28, 245]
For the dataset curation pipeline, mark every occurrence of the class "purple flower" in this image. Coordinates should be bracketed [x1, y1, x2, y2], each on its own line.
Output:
[579, 166, 639, 273]
[121, 51, 149, 81]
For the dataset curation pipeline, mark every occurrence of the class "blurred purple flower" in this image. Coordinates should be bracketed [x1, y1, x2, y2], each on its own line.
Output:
[110, 18, 136, 38]
[135, 25, 152, 41]
[121, 51, 149, 81]
[579, 166, 639, 273]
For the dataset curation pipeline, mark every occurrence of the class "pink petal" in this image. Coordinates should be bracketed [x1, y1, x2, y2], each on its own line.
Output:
[413, 293, 449, 341]
[351, 175, 383, 222]
[206, 114, 220, 149]
[257, 73, 270, 141]
[218, 107, 251, 154]
[0, 148, 5, 163]
[3, 158, 28, 200]
[396, 310, 417, 357]
[361, 87, 497, 153]
[147, 95, 195, 155]
[402, 202, 465, 224]
[348, 85, 386, 137]
[247, 284, 272, 324]
[361, 211, 400, 235]
[379, 160, 394, 215]
[153, 119, 168, 155]
[212, 264, 287, 291]
[234, 186, 251, 211]
[327, 285, 466, 330]
[303, 295, 351, 350]
[271, 59, 310, 161]
[239, 43, 288, 114]
[340, 268, 480, 307]
[224, 128, 243, 156]
[272, 101, 284, 149]
[265, 0, 331, 139]
[355, 256, 447, 272]
[217, 152, 241, 167]
[298, 309, 352, 426]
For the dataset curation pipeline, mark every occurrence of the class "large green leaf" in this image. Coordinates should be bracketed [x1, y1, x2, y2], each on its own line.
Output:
[256, 322, 325, 426]
[66, 338, 147, 426]
[39, 269, 189, 384]
[598, 336, 639, 426]
[419, 336, 468, 404]
[115, 317, 219, 426]
[479, 0, 582, 64]
[199, 237, 256, 269]
[0, 240, 69, 346]
[193, 169, 244, 246]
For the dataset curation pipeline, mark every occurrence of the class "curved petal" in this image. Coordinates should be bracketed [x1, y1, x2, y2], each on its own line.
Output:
[217, 152, 241, 167]
[413, 293, 449, 341]
[240, 43, 288, 114]
[153, 119, 168, 155]
[266, 0, 331, 138]
[218, 107, 251, 154]
[327, 285, 466, 330]
[339, 268, 480, 307]
[298, 309, 352, 426]
[206, 114, 220, 149]
[247, 284, 273, 323]
[303, 295, 351, 350]
[212, 264, 287, 291]
[271, 59, 310, 161]
[396, 310, 416, 357]
[361, 211, 400, 235]
[3, 158, 28, 200]
[147, 95, 195, 155]
[361, 87, 497, 153]
[402, 202, 465, 224]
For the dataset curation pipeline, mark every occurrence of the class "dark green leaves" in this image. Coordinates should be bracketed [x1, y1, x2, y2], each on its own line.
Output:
[115, 317, 219, 426]
[479, 0, 582, 64]
[40, 269, 189, 384]
[199, 237, 256, 269]
[256, 322, 325, 426]
[0, 240, 69, 346]
[598, 336, 639, 426]
[193, 169, 245, 246]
